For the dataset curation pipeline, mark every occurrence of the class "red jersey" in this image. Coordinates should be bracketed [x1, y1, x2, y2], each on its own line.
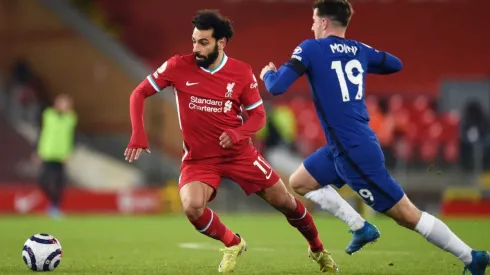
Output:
[143, 54, 263, 161]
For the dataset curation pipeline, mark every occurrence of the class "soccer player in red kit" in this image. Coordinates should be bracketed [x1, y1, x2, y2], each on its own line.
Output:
[124, 10, 338, 273]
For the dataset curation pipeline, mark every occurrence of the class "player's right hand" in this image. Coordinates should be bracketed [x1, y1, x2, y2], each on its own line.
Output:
[260, 62, 277, 80]
[124, 148, 151, 162]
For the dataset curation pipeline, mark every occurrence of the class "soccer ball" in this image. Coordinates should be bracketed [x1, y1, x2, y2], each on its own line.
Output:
[22, 234, 62, 272]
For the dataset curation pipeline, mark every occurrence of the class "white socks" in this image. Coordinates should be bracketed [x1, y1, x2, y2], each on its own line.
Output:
[415, 212, 473, 265]
[305, 186, 365, 231]
[305, 188, 473, 265]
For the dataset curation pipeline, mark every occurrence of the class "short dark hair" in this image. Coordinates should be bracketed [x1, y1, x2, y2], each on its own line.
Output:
[313, 0, 353, 27]
[192, 10, 234, 42]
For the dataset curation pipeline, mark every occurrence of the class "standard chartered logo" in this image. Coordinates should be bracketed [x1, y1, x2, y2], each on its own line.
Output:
[224, 100, 232, 113]
[187, 96, 233, 113]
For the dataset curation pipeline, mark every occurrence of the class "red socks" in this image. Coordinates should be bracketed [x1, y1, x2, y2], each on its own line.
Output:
[285, 199, 324, 252]
[188, 207, 241, 247]
[189, 202, 323, 252]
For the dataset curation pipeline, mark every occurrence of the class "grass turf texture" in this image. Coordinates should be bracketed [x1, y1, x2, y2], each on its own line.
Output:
[1, 214, 489, 274]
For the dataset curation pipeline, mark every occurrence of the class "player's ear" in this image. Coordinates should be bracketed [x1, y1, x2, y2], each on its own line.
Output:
[218, 38, 226, 50]
[322, 17, 329, 30]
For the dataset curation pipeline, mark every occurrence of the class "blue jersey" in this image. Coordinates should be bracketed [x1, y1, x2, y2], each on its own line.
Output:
[263, 36, 402, 154]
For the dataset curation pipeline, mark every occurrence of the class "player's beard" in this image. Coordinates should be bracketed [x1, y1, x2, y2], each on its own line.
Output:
[194, 44, 219, 68]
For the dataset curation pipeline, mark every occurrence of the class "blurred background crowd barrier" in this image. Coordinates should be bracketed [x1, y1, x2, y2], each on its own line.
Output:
[0, 0, 489, 218]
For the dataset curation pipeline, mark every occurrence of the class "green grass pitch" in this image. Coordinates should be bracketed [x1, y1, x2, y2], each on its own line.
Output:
[1, 214, 489, 274]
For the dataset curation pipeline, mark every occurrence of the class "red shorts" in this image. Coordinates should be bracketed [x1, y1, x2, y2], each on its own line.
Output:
[179, 146, 280, 201]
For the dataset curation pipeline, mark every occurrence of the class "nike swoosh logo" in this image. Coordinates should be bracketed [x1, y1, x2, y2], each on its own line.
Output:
[266, 169, 273, 180]
[14, 191, 41, 213]
[186, 81, 199, 86]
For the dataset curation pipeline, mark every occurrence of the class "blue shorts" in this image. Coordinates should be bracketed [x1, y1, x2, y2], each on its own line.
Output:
[303, 143, 404, 213]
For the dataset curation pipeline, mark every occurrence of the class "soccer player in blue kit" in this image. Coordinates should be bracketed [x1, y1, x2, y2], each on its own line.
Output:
[259, 0, 489, 274]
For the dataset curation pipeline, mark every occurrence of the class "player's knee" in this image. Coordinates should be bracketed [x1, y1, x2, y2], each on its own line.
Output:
[181, 199, 206, 220]
[273, 193, 297, 214]
[260, 181, 297, 213]
[289, 167, 316, 196]
[180, 193, 207, 220]
[179, 181, 214, 220]
[386, 195, 422, 230]
[289, 173, 301, 193]
[393, 212, 421, 229]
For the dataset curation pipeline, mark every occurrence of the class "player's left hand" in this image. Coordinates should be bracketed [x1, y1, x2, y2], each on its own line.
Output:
[219, 131, 233, 148]
[260, 62, 277, 81]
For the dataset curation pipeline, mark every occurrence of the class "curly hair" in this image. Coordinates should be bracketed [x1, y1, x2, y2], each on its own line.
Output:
[192, 10, 234, 42]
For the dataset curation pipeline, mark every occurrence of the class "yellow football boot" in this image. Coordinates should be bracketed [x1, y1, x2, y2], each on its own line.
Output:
[308, 248, 339, 273]
[218, 235, 247, 273]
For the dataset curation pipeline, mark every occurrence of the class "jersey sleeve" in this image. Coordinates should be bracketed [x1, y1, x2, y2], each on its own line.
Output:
[262, 39, 317, 95]
[146, 55, 179, 92]
[362, 43, 403, 74]
[284, 39, 316, 76]
[240, 67, 263, 111]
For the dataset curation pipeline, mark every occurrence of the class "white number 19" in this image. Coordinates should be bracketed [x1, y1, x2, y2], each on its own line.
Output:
[331, 60, 364, 102]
